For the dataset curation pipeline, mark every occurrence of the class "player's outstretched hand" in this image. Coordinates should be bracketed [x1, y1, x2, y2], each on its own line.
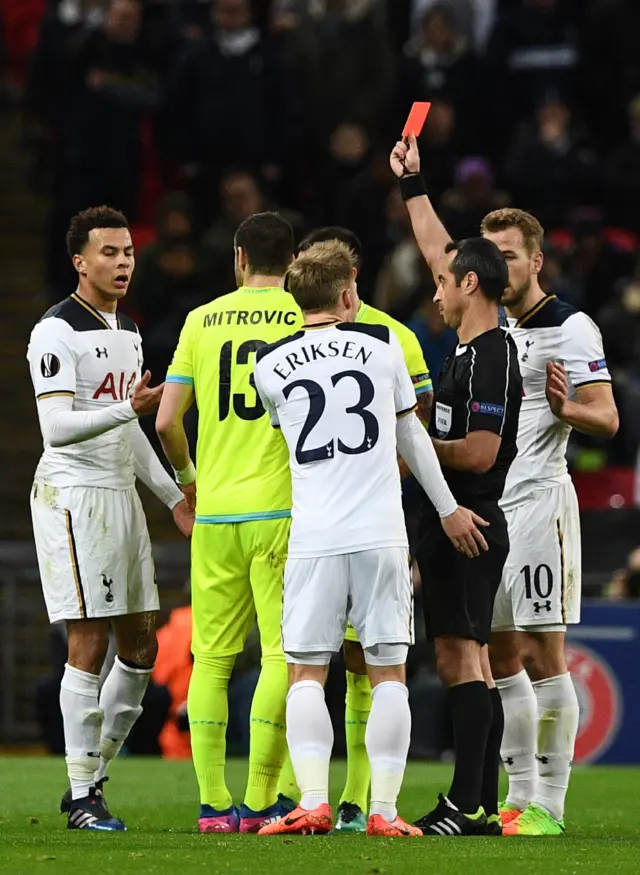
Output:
[172, 498, 195, 538]
[390, 132, 420, 178]
[441, 507, 489, 559]
[546, 361, 569, 419]
[131, 370, 164, 416]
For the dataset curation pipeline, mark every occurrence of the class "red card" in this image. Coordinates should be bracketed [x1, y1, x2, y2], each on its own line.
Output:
[402, 102, 431, 138]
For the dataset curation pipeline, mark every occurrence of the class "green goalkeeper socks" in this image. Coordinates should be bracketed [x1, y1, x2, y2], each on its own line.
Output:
[188, 653, 235, 810]
[340, 671, 372, 813]
[277, 749, 301, 803]
[244, 653, 289, 812]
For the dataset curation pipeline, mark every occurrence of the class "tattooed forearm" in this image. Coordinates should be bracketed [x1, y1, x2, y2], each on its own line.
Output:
[416, 391, 433, 426]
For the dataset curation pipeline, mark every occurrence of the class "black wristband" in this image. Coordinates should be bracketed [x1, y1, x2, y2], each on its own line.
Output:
[399, 172, 428, 201]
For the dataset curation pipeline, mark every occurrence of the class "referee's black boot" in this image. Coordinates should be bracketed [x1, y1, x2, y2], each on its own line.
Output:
[483, 813, 504, 836]
[414, 793, 487, 836]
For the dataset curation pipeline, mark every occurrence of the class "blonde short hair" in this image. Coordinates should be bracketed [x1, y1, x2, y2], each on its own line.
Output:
[287, 240, 356, 312]
[481, 208, 545, 255]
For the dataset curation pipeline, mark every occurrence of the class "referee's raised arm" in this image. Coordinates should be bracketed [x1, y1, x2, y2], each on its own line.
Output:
[389, 132, 452, 276]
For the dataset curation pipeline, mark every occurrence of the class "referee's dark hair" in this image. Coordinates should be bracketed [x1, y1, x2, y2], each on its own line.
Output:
[445, 237, 508, 303]
[298, 226, 363, 269]
[234, 211, 295, 275]
[66, 205, 129, 259]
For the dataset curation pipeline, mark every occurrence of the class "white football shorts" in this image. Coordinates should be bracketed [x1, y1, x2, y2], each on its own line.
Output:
[282, 546, 414, 655]
[493, 480, 581, 632]
[30, 480, 158, 623]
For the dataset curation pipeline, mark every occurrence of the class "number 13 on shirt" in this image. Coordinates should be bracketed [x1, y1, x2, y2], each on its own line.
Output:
[218, 338, 267, 421]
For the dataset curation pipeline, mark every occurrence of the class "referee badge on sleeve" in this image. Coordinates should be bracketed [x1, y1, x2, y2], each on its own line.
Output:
[41, 354, 61, 378]
[435, 402, 452, 438]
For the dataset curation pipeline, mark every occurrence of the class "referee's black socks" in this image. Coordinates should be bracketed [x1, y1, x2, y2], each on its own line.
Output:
[447, 681, 492, 814]
[482, 687, 505, 817]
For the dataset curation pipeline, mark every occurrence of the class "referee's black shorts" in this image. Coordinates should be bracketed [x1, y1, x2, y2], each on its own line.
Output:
[417, 500, 509, 645]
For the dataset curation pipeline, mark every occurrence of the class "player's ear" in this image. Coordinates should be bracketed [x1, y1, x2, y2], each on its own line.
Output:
[531, 249, 544, 275]
[463, 271, 479, 294]
[72, 254, 86, 276]
[352, 267, 358, 281]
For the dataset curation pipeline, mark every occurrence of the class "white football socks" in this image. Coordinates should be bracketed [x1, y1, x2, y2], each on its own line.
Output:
[366, 681, 411, 823]
[60, 664, 103, 800]
[495, 669, 538, 811]
[286, 680, 333, 811]
[531, 672, 579, 822]
[95, 657, 152, 782]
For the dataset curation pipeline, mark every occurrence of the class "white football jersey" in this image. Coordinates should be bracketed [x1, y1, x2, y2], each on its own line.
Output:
[27, 292, 144, 488]
[254, 321, 417, 558]
[501, 295, 611, 510]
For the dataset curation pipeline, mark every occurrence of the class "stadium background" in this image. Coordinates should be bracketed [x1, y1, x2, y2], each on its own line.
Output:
[0, 0, 639, 765]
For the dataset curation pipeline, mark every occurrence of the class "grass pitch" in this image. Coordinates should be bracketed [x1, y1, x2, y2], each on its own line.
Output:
[1, 757, 638, 875]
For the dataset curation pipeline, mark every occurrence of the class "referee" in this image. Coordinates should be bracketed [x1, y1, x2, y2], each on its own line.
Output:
[410, 237, 522, 836]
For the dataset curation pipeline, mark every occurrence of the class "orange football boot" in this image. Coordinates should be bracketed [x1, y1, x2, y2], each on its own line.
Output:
[499, 802, 523, 826]
[367, 814, 422, 837]
[258, 803, 333, 836]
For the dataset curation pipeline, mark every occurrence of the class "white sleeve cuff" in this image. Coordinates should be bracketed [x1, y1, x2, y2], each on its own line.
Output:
[130, 423, 184, 509]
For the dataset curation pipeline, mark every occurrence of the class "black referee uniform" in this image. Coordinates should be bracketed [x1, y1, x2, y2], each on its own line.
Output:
[418, 327, 522, 645]
[414, 324, 522, 836]
[394, 175, 523, 835]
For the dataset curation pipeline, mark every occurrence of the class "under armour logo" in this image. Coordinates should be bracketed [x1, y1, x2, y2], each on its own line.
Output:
[533, 600, 551, 613]
[96, 347, 108, 358]
[536, 754, 549, 765]
[133, 343, 142, 367]
[521, 339, 534, 362]
[503, 756, 515, 766]
[101, 574, 114, 603]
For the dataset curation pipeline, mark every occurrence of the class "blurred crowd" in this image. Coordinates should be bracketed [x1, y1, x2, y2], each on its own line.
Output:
[2, 0, 640, 463]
